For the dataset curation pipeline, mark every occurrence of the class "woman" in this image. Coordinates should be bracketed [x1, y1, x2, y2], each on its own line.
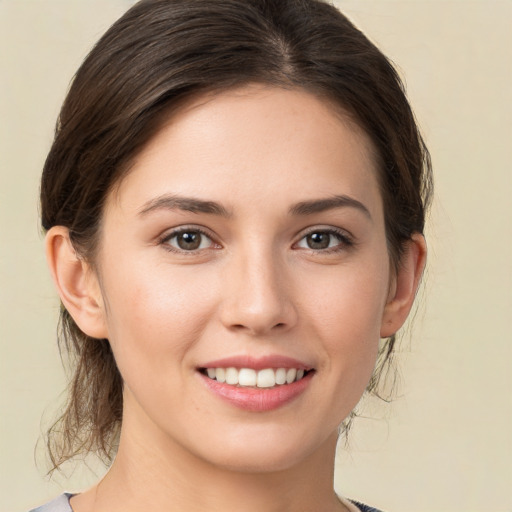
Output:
[32, 0, 432, 511]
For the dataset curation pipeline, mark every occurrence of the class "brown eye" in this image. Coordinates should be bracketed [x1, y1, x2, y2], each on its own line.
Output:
[165, 230, 214, 251]
[176, 232, 201, 250]
[295, 229, 352, 252]
[306, 232, 331, 250]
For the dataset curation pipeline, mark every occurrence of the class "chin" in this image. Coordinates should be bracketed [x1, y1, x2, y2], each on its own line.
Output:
[191, 426, 336, 475]
[206, 449, 307, 474]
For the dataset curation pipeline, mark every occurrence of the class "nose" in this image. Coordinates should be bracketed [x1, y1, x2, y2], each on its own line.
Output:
[219, 247, 298, 336]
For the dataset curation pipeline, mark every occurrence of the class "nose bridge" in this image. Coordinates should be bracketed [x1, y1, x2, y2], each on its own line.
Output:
[220, 239, 296, 335]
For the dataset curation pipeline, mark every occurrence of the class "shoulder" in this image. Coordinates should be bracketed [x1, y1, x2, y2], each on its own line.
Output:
[350, 499, 386, 512]
[27, 493, 384, 512]
[339, 494, 385, 512]
[28, 493, 74, 512]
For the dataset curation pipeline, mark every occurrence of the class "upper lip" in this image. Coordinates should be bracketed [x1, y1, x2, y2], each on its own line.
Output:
[199, 355, 313, 371]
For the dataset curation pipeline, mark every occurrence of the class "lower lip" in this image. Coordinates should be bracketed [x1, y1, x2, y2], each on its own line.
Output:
[199, 372, 313, 412]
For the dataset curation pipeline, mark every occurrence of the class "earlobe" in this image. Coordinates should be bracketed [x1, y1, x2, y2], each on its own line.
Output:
[45, 226, 108, 339]
[380, 233, 427, 338]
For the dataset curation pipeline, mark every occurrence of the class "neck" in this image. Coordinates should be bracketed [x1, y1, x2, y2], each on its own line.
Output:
[75, 402, 346, 512]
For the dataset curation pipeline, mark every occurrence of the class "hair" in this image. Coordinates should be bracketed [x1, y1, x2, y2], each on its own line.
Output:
[41, 0, 432, 470]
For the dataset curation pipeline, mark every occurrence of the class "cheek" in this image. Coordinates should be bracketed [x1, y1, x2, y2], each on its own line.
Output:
[99, 260, 219, 376]
[304, 260, 388, 337]
[300, 258, 389, 385]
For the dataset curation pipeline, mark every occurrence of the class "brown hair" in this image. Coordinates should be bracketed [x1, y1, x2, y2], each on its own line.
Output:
[41, 0, 432, 469]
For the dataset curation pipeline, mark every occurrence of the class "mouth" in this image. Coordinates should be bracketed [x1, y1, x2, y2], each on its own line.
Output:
[197, 356, 315, 411]
[199, 367, 314, 389]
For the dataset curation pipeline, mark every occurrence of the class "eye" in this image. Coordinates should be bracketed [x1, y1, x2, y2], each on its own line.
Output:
[295, 229, 352, 251]
[162, 228, 216, 252]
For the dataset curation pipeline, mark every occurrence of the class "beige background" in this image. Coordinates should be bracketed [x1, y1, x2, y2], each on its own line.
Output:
[1, 1, 511, 511]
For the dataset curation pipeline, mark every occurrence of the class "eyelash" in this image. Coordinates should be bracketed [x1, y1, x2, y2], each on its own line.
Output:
[158, 226, 355, 255]
[159, 227, 219, 254]
[294, 227, 354, 254]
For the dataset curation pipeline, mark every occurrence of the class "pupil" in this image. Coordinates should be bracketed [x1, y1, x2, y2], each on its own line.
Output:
[178, 232, 201, 250]
[307, 232, 330, 249]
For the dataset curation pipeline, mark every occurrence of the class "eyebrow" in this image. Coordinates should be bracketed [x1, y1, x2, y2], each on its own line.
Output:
[138, 194, 231, 217]
[138, 193, 371, 220]
[289, 195, 372, 219]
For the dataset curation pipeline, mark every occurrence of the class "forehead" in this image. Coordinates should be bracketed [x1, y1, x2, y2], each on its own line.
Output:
[110, 85, 382, 218]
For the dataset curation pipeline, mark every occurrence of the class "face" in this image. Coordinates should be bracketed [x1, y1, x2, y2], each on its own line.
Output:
[92, 85, 393, 472]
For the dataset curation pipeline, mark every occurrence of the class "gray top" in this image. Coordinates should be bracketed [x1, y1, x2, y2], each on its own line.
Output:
[28, 493, 383, 512]
[29, 494, 73, 512]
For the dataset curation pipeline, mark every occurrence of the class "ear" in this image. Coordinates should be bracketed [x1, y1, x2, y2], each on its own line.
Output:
[45, 226, 109, 339]
[380, 233, 427, 338]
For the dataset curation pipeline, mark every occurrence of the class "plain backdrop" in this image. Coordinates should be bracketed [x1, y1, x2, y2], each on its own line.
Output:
[1, 1, 511, 511]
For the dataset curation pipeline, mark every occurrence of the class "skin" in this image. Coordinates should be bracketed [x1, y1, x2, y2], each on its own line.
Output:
[47, 85, 426, 512]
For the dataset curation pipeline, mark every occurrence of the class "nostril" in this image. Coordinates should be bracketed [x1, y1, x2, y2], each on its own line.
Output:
[229, 322, 286, 333]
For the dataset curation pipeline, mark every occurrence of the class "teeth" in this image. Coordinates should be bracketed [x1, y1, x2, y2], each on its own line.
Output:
[238, 368, 257, 386]
[275, 368, 287, 385]
[225, 367, 238, 385]
[206, 367, 308, 388]
[216, 367, 226, 383]
[257, 368, 275, 388]
[285, 368, 297, 384]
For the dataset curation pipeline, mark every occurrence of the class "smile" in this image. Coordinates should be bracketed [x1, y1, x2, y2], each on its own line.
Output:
[198, 356, 315, 411]
[202, 367, 310, 388]
[198, 362, 315, 412]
